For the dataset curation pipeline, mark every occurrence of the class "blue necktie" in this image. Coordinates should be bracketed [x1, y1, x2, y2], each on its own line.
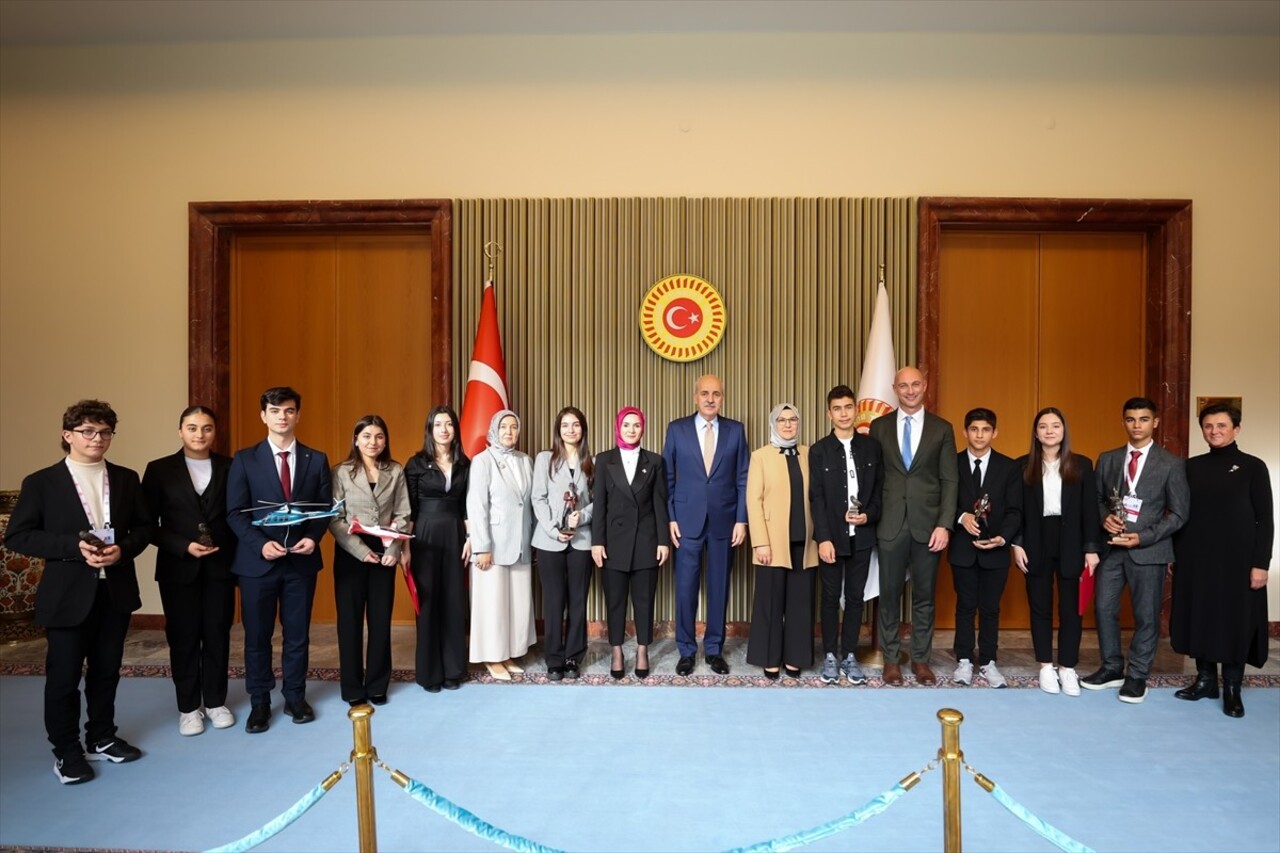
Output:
[901, 416, 913, 469]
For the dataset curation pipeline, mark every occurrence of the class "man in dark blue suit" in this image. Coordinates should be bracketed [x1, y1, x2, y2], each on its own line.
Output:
[226, 387, 331, 732]
[664, 374, 749, 675]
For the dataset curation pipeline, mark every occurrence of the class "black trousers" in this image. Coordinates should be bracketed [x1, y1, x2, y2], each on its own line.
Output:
[603, 567, 658, 646]
[411, 538, 468, 689]
[44, 580, 131, 757]
[1024, 516, 1083, 668]
[239, 560, 317, 706]
[747, 544, 816, 668]
[334, 545, 397, 702]
[159, 569, 236, 712]
[536, 547, 592, 668]
[951, 560, 1009, 664]
[819, 538, 871, 656]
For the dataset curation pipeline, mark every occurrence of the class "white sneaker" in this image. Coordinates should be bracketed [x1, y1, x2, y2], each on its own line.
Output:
[205, 706, 236, 729]
[1039, 664, 1061, 694]
[980, 662, 1007, 689]
[179, 710, 205, 736]
[953, 659, 973, 686]
[1058, 667, 1081, 697]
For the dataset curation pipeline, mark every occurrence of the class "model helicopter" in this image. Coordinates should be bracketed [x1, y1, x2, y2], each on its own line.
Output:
[243, 499, 345, 529]
[348, 517, 413, 549]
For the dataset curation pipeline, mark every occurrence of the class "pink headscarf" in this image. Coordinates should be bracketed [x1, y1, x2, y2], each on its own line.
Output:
[614, 406, 645, 450]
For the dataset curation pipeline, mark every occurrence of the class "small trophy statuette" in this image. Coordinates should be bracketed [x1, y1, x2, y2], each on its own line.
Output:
[1106, 488, 1129, 544]
[558, 485, 579, 536]
[845, 496, 863, 524]
[196, 523, 215, 548]
[972, 493, 993, 545]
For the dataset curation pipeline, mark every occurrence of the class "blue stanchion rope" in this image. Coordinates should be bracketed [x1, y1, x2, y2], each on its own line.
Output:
[727, 782, 910, 853]
[400, 776, 566, 853]
[987, 783, 1096, 853]
[204, 779, 332, 853]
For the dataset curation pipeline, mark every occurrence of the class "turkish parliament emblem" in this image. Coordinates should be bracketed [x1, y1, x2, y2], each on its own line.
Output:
[639, 274, 726, 362]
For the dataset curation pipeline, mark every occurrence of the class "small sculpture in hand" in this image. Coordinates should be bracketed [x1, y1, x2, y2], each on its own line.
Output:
[1106, 488, 1129, 545]
[78, 530, 107, 551]
[845, 496, 862, 525]
[558, 485, 579, 537]
[196, 522, 215, 548]
[972, 493, 993, 545]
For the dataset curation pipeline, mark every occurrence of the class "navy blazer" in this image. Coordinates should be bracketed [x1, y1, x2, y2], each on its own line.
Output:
[949, 449, 1023, 570]
[809, 431, 884, 554]
[5, 460, 149, 627]
[226, 439, 332, 578]
[662, 414, 749, 540]
[142, 450, 235, 584]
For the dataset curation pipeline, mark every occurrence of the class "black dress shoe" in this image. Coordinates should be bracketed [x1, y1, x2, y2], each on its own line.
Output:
[706, 655, 730, 675]
[548, 667, 565, 682]
[676, 656, 696, 676]
[283, 699, 315, 724]
[347, 699, 367, 707]
[610, 662, 625, 680]
[1117, 677, 1147, 704]
[369, 695, 388, 706]
[1223, 684, 1245, 718]
[1080, 667, 1126, 690]
[764, 668, 780, 680]
[1174, 672, 1219, 701]
[635, 665, 650, 680]
[784, 666, 801, 679]
[442, 679, 461, 691]
[245, 704, 271, 734]
[564, 660, 580, 680]
[423, 684, 442, 694]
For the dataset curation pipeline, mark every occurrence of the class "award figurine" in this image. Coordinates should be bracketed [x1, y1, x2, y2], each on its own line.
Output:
[558, 485, 579, 537]
[845, 496, 862, 524]
[1106, 488, 1129, 544]
[196, 522, 215, 548]
[971, 493, 993, 545]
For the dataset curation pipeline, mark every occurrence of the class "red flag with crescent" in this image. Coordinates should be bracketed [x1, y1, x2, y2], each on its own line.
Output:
[459, 278, 509, 459]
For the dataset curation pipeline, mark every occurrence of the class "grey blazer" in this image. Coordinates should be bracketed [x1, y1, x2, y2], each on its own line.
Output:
[467, 447, 535, 566]
[870, 409, 960, 542]
[1095, 443, 1189, 565]
[329, 460, 413, 562]
[530, 450, 594, 552]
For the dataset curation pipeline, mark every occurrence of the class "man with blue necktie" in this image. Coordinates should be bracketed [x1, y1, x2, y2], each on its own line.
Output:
[664, 374, 749, 676]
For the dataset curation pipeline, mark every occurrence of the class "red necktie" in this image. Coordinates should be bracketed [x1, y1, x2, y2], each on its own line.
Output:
[278, 451, 292, 502]
[1127, 449, 1141, 485]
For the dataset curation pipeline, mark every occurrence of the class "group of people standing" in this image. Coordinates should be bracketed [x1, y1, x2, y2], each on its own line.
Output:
[5, 372, 1272, 787]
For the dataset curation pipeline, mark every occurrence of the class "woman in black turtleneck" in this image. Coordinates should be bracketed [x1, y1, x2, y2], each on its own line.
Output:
[1172, 403, 1274, 718]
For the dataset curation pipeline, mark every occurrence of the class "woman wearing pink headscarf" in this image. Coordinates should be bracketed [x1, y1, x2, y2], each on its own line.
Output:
[591, 407, 671, 680]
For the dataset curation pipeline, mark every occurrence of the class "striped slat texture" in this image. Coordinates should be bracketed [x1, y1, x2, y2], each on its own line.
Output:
[452, 198, 917, 625]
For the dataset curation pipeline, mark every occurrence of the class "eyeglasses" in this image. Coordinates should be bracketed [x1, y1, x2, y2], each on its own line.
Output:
[70, 428, 115, 440]
[776, 417, 800, 425]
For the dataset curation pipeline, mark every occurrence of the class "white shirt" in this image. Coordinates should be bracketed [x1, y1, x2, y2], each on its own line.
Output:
[184, 456, 213, 495]
[896, 409, 923, 461]
[269, 438, 298, 492]
[620, 447, 641, 483]
[1124, 442, 1152, 493]
[839, 435, 859, 536]
[1042, 458, 1063, 517]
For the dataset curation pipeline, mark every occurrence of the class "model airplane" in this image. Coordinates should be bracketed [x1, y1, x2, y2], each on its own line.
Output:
[243, 499, 345, 528]
[349, 517, 412, 549]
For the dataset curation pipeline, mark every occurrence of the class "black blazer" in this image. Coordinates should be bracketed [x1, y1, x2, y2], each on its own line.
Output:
[591, 448, 671, 572]
[5, 460, 149, 627]
[950, 450, 1023, 569]
[1015, 453, 1102, 579]
[809, 431, 883, 554]
[141, 450, 236, 584]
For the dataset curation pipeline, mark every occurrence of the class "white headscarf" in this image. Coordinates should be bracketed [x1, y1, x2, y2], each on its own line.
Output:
[486, 409, 521, 456]
[768, 403, 800, 450]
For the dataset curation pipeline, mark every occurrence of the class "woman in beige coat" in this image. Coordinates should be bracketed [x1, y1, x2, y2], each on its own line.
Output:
[746, 403, 819, 678]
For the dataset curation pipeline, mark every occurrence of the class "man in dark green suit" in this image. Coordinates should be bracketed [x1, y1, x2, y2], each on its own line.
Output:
[869, 367, 959, 685]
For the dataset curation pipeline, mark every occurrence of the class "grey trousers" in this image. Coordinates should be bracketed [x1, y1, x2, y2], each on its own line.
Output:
[1095, 551, 1166, 679]
[877, 530, 941, 663]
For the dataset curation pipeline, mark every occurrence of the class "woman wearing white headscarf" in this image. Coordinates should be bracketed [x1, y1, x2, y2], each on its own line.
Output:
[466, 410, 536, 681]
[746, 403, 819, 679]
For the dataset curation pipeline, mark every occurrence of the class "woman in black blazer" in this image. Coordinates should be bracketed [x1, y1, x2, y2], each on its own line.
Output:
[591, 407, 671, 680]
[140, 405, 237, 736]
[1011, 407, 1101, 697]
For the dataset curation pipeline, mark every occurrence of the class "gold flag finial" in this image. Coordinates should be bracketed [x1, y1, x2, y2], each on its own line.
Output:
[878, 262, 886, 285]
[483, 241, 503, 282]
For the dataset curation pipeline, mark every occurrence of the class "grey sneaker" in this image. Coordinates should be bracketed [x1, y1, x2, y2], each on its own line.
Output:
[953, 659, 973, 686]
[980, 662, 1008, 689]
[840, 653, 867, 685]
[819, 653, 839, 685]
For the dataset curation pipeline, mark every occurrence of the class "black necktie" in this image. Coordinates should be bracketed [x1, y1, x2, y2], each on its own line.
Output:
[972, 457, 982, 491]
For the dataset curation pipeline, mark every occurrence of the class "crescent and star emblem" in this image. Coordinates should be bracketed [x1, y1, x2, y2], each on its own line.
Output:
[639, 275, 726, 363]
[664, 305, 700, 330]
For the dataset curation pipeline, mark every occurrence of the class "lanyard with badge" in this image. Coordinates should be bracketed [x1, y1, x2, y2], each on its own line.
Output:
[71, 466, 115, 549]
[1120, 458, 1142, 524]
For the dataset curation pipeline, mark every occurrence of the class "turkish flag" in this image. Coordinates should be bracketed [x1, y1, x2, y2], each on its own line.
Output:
[459, 278, 509, 459]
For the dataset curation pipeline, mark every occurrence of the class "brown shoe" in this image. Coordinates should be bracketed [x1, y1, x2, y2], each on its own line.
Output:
[882, 663, 904, 686]
[912, 662, 937, 685]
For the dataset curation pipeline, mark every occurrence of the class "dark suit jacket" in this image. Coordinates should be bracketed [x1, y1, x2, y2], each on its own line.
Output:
[5, 460, 149, 627]
[141, 450, 235, 584]
[1015, 453, 1102, 579]
[226, 439, 332, 578]
[1095, 443, 1189, 565]
[663, 414, 749, 540]
[592, 448, 670, 572]
[869, 410, 959, 543]
[950, 449, 1022, 569]
[809, 431, 883, 553]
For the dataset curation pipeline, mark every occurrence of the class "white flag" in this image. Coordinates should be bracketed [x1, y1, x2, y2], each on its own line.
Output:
[856, 280, 898, 602]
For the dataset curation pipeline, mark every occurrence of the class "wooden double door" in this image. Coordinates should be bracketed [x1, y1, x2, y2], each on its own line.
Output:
[932, 231, 1146, 629]
[230, 232, 437, 623]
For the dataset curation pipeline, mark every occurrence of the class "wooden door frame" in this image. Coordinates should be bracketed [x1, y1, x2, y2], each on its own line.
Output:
[188, 199, 453, 452]
[917, 197, 1192, 456]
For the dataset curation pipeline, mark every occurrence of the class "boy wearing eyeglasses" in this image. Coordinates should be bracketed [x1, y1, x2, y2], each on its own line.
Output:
[6, 399, 153, 784]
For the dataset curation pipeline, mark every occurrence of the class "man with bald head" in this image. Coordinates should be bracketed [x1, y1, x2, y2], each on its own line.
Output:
[664, 374, 750, 676]
[868, 367, 958, 685]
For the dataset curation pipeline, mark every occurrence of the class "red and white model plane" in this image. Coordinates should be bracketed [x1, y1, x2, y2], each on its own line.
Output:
[348, 517, 413, 549]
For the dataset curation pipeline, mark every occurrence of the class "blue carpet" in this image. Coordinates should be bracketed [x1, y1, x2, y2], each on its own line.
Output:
[1, 676, 1277, 852]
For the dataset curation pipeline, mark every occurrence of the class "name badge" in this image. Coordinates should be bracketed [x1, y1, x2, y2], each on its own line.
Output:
[92, 527, 116, 546]
[1122, 495, 1142, 522]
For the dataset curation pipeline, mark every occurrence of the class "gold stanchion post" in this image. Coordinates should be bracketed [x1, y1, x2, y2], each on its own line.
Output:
[349, 705, 379, 853]
[937, 708, 965, 853]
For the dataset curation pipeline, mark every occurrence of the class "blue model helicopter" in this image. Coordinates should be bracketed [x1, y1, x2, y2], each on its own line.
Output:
[243, 499, 344, 530]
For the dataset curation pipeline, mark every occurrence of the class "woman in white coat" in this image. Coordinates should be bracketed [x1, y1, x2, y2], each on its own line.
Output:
[467, 409, 536, 681]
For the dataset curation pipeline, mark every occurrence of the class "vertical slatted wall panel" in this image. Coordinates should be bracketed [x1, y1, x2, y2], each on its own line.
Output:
[452, 198, 917, 626]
